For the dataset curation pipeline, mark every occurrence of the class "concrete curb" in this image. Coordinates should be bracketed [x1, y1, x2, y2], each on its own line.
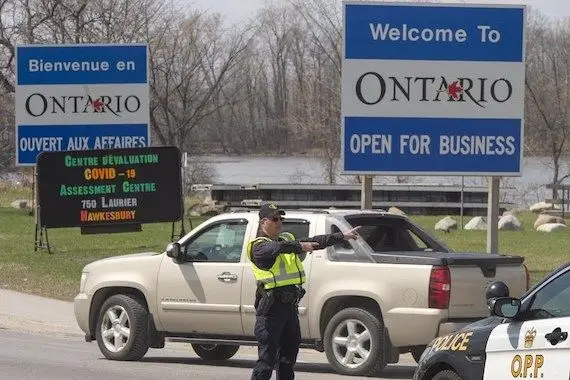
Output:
[0, 288, 83, 337]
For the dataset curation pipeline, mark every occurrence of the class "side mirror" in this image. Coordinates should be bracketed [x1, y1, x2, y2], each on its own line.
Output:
[489, 297, 521, 318]
[166, 242, 181, 259]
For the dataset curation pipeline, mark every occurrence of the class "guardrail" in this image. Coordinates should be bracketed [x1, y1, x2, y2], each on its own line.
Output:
[199, 183, 512, 216]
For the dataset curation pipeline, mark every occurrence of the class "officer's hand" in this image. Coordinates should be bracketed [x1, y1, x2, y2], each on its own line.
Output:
[301, 242, 320, 253]
[344, 226, 361, 240]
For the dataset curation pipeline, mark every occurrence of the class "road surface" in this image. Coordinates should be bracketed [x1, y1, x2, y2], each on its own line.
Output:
[0, 289, 417, 379]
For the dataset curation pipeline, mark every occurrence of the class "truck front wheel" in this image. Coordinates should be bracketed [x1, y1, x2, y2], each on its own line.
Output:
[323, 307, 387, 376]
[95, 294, 149, 361]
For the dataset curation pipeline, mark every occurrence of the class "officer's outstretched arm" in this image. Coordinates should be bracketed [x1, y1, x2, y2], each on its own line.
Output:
[301, 226, 361, 250]
[300, 232, 345, 250]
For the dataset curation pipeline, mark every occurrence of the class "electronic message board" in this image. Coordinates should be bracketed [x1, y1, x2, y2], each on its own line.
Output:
[37, 146, 183, 229]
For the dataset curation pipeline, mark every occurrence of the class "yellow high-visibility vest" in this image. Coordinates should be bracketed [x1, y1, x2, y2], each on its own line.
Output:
[247, 232, 306, 289]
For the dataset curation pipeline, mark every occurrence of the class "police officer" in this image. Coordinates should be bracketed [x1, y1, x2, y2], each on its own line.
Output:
[247, 203, 360, 380]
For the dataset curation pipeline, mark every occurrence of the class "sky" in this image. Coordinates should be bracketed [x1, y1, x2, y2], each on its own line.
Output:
[184, 0, 570, 24]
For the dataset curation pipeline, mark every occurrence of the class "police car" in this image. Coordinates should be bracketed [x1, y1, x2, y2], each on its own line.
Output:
[414, 262, 570, 380]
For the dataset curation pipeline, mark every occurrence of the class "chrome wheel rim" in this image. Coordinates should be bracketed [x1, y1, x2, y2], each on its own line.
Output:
[331, 318, 371, 368]
[100, 305, 131, 353]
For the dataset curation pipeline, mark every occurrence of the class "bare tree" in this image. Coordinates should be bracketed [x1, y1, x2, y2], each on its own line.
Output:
[289, 0, 343, 183]
[200, 21, 259, 155]
[149, 11, 252, 150]
[1, 0, 569, 192]
[210, 43, 271, 154]
[525, 11, 570, 198]
[254, 3, 303, 153]
[0, 94, 14, 171]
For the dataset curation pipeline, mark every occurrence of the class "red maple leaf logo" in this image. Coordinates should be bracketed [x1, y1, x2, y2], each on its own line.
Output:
[92, 98, 104, 112]
[447, 81, 463, 100]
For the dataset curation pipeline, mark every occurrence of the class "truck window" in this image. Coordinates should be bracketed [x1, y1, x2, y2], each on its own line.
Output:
[329, 224, 369, 262]
[365, 225, 427, 252]
[281, 219, 310, 240]
[343, 216, 434, 252]
[183, 220, 247, 263]
[253, 219, 310, 240]
[406, 228, 427, 250]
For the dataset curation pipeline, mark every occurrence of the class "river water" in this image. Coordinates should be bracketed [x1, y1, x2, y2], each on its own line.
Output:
[193, 155, 567, 209]
[0, 155, 562, 209]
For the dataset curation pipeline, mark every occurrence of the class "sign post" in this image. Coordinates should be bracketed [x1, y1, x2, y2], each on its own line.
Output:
[361, 175, 373, 210]
[487, 177, 501, 253]
[341, 1, 526, 252]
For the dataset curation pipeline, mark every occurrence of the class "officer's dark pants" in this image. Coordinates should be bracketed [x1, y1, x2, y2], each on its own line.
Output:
[251, 300, 301, 380]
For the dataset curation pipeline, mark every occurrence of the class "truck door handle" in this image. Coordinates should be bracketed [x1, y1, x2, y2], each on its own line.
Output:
[217, 271, 238, 282]
[545, 327, 568, 345]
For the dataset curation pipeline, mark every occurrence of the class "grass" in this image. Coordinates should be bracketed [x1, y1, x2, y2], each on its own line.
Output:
[0, 185, 207, 300]
[0, 185, 34, 208]
[412, 214, 569, 283]
[0, 185, 568, 301]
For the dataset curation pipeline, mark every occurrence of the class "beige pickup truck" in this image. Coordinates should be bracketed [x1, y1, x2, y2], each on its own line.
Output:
[74, 209, 529, 376]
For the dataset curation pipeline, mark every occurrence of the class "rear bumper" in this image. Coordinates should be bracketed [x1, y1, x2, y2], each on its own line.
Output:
[438, 318, 481, 336]
[385, 307, 482, 346]
[385, 308, 444, 346]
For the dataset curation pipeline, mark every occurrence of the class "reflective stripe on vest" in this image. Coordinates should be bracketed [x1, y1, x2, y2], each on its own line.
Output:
[279, 232, 296, 241]
[247, 234, 306, 289]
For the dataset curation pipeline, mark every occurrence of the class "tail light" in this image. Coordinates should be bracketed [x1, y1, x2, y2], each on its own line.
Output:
[524, 264, 531, 290]
[429, 266, 451, 309]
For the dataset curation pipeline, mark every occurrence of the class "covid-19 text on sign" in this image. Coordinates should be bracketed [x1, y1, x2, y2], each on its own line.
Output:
[341, 2, 525, 176]
[15, 44, 150, 166]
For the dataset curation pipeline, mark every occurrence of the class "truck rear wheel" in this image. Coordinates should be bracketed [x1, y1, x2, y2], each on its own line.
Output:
[433, 369, 462, 380]
[323, 307, 387, 376]
[95, 294, 149, 361]
[192, 344, 239, 361]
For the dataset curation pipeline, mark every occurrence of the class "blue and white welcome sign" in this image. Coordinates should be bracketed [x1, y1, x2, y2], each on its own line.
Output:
[341, 1, 526, 176]
[15, 44, 149, 166]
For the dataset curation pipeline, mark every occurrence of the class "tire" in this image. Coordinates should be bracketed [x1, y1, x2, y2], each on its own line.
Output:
[323, 307, 387, 376]
[411, 345, 427, 363]
[192, 344, 240, 361]
[432, 369, 463, 380]
[95, 294, 149, 361]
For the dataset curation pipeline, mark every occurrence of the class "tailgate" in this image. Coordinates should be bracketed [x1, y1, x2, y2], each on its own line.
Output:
[447, 256, 527, 318]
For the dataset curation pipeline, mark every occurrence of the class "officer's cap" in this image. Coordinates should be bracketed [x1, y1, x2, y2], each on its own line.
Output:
[259, 203, 285, 219]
